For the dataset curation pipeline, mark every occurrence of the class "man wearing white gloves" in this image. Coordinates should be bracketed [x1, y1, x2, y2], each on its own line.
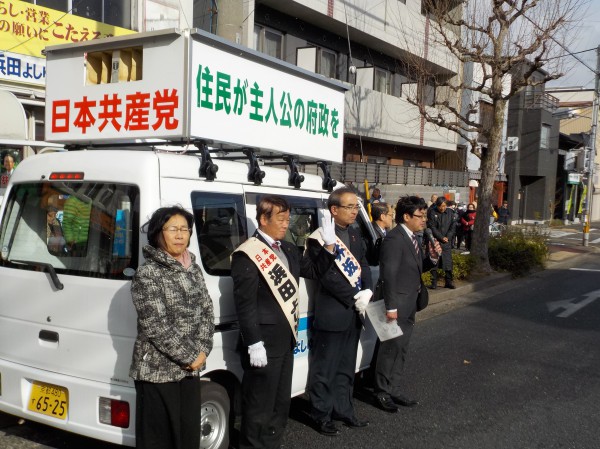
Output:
[232, 195, 334, 449]
[304, 187, 373, 436]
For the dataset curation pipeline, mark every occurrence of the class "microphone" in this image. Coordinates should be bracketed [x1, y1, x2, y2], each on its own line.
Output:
[423, 227, 435, 244]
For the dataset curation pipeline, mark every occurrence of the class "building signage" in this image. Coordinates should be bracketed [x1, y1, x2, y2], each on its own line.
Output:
[45, 33, 187, 142]
[567, 173, 582, 185]
[190, 38, 345, 162]
[0, 50, 45, 86]
[0, 0, 134, 58]
[45, 30, 346, 162]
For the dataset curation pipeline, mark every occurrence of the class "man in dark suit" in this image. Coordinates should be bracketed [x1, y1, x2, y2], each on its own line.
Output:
[374, 196, 440, 412]
[232, 195, 333, 449]
[305, 187, 373, 436]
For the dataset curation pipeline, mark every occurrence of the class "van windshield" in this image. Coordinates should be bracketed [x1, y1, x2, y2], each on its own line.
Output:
[0, 182, 139, 279]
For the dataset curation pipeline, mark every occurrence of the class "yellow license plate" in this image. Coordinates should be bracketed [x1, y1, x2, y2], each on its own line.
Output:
[27, 381, 69, 420]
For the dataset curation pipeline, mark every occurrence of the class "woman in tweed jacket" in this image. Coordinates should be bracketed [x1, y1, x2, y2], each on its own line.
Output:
[130, 205, 214, 449]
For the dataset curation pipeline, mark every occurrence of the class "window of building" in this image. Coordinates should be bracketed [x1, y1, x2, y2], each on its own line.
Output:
[254, 25, 284, 59]
[22, 0, 131, 29]
[319, 49, 337, 79]
[374, 68, 390, 94]
[192, 192, 246, 276]
[418, 80, 435, 106]
[0, 182, 139, 279]
[540, 124, 551, 149]
[391, 73, 409, 98]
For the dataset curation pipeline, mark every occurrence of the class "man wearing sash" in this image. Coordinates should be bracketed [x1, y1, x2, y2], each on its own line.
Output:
[232, 195, 334, 449]
[305, 186, 373, 436]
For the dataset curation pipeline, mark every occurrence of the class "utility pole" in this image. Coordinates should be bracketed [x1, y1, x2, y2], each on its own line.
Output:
[582, 45, 600, 246]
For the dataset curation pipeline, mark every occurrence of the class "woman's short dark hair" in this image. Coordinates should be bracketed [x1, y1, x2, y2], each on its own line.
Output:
[256, 195, 290, 222]
[395, 196, 427, 224]
[147, 205, 194, 249]
[327, 186, 356, 212]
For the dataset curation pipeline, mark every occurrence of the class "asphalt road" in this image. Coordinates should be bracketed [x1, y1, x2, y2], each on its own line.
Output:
[278, 252, 600, 449]
[2, 248, 600, 448]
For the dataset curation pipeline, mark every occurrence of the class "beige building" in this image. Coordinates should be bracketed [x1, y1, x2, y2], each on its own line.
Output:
[546, 87, 600, 221]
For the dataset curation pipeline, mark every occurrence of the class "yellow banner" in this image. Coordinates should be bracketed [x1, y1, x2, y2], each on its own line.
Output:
[0, 0, 134, 58]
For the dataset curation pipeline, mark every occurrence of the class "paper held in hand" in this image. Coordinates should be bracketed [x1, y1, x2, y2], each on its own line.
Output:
[365, 300, 403, 341]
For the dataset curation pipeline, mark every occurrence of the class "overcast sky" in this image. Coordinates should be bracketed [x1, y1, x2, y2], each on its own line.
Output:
[547, 0, 600, 89]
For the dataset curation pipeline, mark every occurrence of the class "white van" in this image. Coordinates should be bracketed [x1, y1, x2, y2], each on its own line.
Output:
[0, 28, 380, 448]
[0, 147, 379, 448]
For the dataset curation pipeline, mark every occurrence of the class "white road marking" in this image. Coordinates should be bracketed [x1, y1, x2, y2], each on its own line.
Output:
[547, 288, 600, 318]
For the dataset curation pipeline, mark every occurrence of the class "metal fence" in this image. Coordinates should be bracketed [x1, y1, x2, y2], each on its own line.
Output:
[303, 161, 473, 187]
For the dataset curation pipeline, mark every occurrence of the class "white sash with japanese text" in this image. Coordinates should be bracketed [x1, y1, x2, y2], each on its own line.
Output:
[234, 237, 300, 340]
[308, 229, 362, 290]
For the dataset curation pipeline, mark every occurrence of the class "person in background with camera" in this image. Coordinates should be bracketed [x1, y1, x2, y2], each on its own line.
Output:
[373, 196, 441, 412]
[231, 195, 334, 449]
[305, 186, 373, 436]
[130, 206, 214, 449]
[427, 197, 456, 289]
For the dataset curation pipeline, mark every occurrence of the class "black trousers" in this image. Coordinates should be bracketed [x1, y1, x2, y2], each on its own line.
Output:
[374, 321, 415, 399]
[240, 346, 294, 449]
[308, 315, 361, 423]
[134, 376, 201, 449]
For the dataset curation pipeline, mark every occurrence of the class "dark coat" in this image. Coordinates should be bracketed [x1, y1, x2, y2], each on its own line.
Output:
[305, 226, 372, 332]
[380, 225, 436, 323]
[232, 232, 333, 355]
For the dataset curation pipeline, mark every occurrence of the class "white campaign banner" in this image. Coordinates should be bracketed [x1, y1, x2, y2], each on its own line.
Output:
[190, 39, 345, 162]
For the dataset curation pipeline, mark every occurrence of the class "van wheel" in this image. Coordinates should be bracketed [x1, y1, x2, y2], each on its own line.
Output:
[200, 382, 230, 449]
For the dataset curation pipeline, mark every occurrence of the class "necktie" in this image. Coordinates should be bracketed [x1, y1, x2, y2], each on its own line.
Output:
[271, 241, 281, 251]
[412, 235, 420, 255]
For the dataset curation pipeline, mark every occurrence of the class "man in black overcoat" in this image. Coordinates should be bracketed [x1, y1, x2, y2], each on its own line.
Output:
[305, 187, 373, 436]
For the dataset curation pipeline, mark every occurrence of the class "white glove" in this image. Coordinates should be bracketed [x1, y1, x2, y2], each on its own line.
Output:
[319, 213, 337, 246]
[248, 341, 268, 368]
[354, 289, 373, 313]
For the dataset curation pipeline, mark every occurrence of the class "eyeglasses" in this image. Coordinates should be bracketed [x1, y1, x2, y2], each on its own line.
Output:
[337, 204, 360, 211]
[163, 226, 192, 234]
[412, 213, 426, 219]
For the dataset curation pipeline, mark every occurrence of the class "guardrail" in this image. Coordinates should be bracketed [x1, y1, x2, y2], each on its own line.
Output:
[303, 162, 506, 186]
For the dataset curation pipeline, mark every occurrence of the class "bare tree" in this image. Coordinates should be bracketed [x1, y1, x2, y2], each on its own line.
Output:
[397, 0, 584, 272]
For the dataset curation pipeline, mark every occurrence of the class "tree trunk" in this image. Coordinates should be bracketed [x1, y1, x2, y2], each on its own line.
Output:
[471, 98, 506, 273]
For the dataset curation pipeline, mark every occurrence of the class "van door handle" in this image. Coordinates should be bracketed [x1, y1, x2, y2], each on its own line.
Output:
[39, 330, 59, 343]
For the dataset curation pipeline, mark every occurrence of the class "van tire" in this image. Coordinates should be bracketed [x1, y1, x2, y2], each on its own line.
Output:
[200, 381, 230, 449]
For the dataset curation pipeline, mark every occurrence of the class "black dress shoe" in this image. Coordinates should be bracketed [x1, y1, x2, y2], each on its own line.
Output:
[429, 284, 437, 290]
[444, 282, 456, 289]
[391, 394, 419, 407]
[316, 421, 340, 436]
[340, 416, 369, 428]
[375, 395, 399, 413]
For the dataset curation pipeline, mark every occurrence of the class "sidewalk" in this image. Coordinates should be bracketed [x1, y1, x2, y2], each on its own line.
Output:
[419, 237, 599, 321]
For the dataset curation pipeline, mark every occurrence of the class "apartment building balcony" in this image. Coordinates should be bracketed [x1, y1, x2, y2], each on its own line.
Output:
[257, 0, 459, 74]
[524, 91, 559, 112]
[344, 86, 458, 152]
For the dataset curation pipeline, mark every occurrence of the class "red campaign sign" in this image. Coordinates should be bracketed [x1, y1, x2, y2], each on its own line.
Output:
[1, 174, 9, 187]
[51, 89, 180, 135]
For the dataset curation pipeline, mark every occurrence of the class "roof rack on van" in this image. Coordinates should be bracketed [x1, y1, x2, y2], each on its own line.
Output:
[196, 144, 337, 192]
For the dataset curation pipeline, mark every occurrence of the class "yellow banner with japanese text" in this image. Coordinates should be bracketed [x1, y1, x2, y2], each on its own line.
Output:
[0, 0, 134, 58]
